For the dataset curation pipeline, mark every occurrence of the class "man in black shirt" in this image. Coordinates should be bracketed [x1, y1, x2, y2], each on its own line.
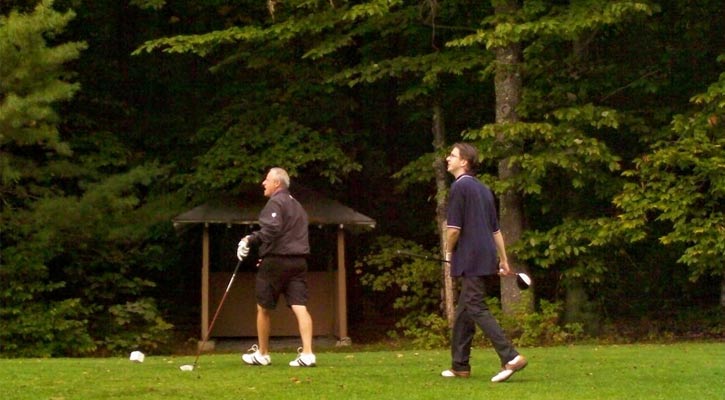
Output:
[238, 167, 316, 367]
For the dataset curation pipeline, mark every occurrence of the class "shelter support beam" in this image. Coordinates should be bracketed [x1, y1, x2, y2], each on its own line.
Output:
[199, 224, 214, 350]
[336, 226, 351, 345]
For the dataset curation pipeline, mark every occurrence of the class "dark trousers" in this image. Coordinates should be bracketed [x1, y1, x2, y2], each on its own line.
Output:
[451, 276, 518, 372]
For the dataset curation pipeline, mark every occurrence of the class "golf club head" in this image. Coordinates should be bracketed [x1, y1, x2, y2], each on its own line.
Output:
[516, 273, 532, 290]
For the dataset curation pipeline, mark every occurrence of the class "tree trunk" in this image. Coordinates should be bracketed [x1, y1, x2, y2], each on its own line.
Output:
[432, 101, 456, 326]
[493, 0, 533, 314]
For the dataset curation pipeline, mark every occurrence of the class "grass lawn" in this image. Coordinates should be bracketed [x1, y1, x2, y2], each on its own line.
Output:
[1, 342, 723, 399]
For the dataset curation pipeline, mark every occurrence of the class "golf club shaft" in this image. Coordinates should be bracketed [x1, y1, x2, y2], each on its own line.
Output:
[397, 250, 525, 283]
[192, 258, 243, 367]
[395, 249, 449, 263]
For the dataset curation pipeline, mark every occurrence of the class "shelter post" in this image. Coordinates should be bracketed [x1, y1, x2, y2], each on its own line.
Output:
[200, 223, 213, 350]
[336, 225, 351, 345]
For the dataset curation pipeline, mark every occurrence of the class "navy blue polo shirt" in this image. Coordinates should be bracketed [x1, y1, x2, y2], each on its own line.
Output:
[446, 174, 500, 277]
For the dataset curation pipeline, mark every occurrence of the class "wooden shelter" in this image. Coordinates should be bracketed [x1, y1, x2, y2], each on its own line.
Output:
[172, 186, 375, 348]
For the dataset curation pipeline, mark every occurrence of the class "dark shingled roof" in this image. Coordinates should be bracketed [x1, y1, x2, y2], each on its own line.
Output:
[172, 185, 376, 228]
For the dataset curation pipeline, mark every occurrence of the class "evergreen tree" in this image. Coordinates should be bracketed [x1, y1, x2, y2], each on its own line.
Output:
[1, 0, 174, 356]
[0, 0, 93, 356]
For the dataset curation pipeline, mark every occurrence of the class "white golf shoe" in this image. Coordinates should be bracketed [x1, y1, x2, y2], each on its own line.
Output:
[242, 344, 271, 366]
[440, 369, 470, 378]
[289, 347, 316, 367]
[490, 355, 528, 382]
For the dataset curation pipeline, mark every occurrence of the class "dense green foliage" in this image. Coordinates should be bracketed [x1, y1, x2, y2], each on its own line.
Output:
[1, 0, 723, 356]
[1, 0, 95, 356]
[0, 1, 174, 356]
[616, 66, 725, 279]
[356, 237, 447, 347]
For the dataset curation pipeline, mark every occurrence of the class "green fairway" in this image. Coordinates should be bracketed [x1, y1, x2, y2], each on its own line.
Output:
[1, 342, 723, 399]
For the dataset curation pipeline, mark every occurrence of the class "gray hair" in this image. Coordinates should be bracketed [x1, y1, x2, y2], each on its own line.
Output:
[270, 167, 290, 188]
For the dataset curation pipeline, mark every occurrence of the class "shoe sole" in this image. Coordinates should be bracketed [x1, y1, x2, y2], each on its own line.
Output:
[289, 360, 316, 367]
[242, 356, 270, 366]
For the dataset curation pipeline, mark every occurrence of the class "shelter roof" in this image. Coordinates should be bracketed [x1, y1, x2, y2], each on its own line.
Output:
[172, 185, 376, 228]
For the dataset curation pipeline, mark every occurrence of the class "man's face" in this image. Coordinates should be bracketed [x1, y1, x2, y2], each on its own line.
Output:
[446, 147, 466, 176]
[262, 170, 279, 197]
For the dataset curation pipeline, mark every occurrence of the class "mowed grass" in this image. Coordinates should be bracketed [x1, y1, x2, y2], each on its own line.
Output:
[1, 342, 723, 400]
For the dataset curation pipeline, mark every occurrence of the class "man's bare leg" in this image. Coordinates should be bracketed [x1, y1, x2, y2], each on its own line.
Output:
[257, 305, 271, 354]
[291, 305, 313, 354]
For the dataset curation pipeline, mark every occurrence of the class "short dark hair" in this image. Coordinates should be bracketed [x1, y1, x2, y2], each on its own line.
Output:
[452, 142, 479, 172]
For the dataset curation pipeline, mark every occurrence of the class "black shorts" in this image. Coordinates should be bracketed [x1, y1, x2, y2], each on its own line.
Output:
[255, 256, 309, 310]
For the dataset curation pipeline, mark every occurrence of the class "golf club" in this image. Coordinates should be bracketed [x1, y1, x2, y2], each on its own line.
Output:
[395, 249, 448, 263]
[180, 258, 243, 372]
[395, 249, 532, 290]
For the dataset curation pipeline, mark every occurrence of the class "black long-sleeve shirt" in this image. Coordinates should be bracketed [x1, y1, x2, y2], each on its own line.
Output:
[247, 188, 310, 257]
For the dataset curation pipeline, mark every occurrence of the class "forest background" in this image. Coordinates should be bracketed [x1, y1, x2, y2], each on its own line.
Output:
[1, 0, 723, 357]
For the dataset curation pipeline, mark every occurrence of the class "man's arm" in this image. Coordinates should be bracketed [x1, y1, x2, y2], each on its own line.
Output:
[247, 199, 282, 246]
[445, 227, 460, 261]
[493, 230, 512, 275]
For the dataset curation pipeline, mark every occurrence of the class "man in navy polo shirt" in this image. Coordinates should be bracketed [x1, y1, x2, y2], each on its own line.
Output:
[440, 142, 527, 382]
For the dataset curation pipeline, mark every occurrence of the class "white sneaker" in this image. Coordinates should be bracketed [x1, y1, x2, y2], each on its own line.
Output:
[241, 344, 271, 366]
[289, 347, 316, 367]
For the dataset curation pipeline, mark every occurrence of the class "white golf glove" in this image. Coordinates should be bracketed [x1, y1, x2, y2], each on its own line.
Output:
[237, 236, 250, 261]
